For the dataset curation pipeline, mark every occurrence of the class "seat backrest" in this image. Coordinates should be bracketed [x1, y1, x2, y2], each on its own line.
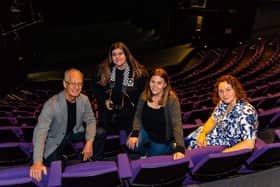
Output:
[21, 126, 34, 142]
[246, 142, 280, 170]
[191, 149, 252, 181]
[129, 155, 189, 186]
[0, 117, 18, 126]
[270, 112, 280, 128]
[185, 108, 212, 124]
[186, 145, 225, 168]
[11, 110, 34, 117]
[258, 108, 280, 130]
[0, 143, 32, 166]
[70, 129, 127, 158]
[0, 165, 48, 187]
[182, 123, 202, 137]
[0, 111, 12, 117]
[275, 129, 280, 142]
[0, 126, 22, 143]
[49, 160, 120, 187]
[256, 95, 280, 110]
[104, 134, 122, 157]
[16, 116, 38, 127]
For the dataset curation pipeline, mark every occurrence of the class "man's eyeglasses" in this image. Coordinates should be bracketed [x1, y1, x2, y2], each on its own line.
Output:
[65, 80, 83, 87]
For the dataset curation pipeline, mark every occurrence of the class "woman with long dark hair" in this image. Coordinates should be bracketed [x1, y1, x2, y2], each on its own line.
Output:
[93, 41, 148, 134]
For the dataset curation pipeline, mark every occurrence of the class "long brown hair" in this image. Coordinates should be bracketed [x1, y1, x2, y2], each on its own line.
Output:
[212, 74, 249, 104]
[97, 42, 147, 86]
[142, 68, 176, 107]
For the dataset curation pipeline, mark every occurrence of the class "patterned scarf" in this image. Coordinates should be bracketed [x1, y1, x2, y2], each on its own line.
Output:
[110, 63, 134, 91]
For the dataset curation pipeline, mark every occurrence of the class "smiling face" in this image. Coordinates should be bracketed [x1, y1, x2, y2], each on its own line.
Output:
[63, 69, 83, 102]
[149, 75, 167, 97]
[218, 81, 237, 106]
[111, 48, 127, 69]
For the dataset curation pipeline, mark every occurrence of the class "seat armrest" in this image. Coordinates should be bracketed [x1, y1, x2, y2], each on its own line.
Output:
[275, 129, 280, 141]
[48, 160, 62, 187]
[186, 145, 225, 168]
[120, 130, 128, 145]
[117, 153, 132, 179]
[255, 137, 267, 149]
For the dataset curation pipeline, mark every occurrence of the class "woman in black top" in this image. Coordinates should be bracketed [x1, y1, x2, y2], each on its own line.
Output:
[127, 68, 185, 160]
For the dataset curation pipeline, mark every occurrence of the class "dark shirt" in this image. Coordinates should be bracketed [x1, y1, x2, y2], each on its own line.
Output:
[112, 69, 124, 105]
[66, 100, 76, 134]
[131, 94, 185, 154]
[142, 102, 166, 143]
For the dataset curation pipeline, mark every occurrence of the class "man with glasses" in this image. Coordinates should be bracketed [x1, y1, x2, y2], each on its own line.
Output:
[30, 68, 105, 182]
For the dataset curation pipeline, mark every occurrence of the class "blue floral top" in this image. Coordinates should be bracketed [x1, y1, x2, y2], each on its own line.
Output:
[186, 99, 258, 149]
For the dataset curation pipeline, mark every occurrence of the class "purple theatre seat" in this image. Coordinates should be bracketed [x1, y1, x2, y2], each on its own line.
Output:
[117, 153, 189, 187]
[0, 117, 18, 126]
[255, 137, 267, 148]
[256, 95, 280, 111]
[180, 102, 194, 112]
[0, 165, 49, 187]
[0, 142, 32, 166]
[104, 130, 128, 156]
[186, 148, 252, 183]
[185, 146, 226, 168]
[71, 130, 127, 158]
[48, 160, 120, 187]
[0, 111, 12, 117]
[11, 110, 34, 117]
[16, 116, 38, 127]
[17, 106, 37, 112]
[104, 134, 123, 157]
[257, 107, 280, 130]
[244, 142, 280, 171]
[269, 111, 280, 129]
[275, 129, 280, 142]
[0, 105, 16, 112]
[119, 129, 128, 153]
[0, 126, 22, 143]
[193, 98, 214, 109]
[249, 96, 265, 109]
[183, 108, 212, 125]
[182, 123, 202, 137]
[21, 126, 35, 142]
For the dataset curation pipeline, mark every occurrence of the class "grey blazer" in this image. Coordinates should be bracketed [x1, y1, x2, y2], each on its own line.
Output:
[32, 91, 96, 163]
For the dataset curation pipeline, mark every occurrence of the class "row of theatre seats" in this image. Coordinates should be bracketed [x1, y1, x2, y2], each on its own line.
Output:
[1, 129, 280, 186]
[0, 37, 279, 186]
[169, 38, 280, 139]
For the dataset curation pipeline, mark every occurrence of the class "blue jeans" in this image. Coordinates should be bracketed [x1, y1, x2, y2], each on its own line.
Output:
[137, 128, 173, 157]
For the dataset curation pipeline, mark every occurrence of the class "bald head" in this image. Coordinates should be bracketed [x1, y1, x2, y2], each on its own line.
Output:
[63, 68, 84, 102]
[64, 68, 83, 82]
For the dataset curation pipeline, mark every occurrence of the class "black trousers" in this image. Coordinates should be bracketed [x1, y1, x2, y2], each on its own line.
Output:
[44, 127, 106, 167]
[102, 108, 134, 135]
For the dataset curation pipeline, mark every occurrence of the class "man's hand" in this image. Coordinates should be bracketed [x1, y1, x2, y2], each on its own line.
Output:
[30, 161, 47, 182]
[82, 140, 93, 161]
